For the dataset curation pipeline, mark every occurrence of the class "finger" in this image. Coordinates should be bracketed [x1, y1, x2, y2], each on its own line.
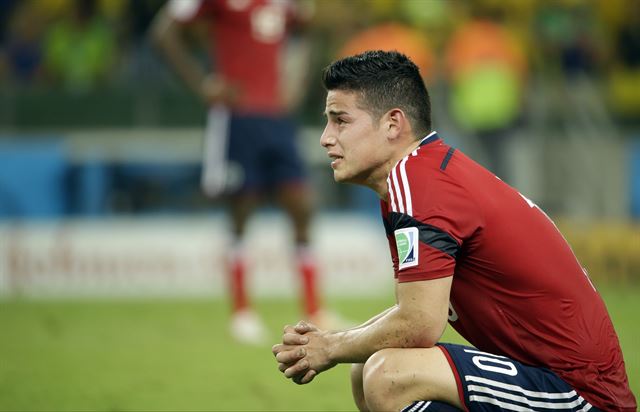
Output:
[272, 343, 283, 356]
[295, 320, 315, 333]
[299, 369, 317, 384]
[275, 347, 306, 364]
[292, 370, 315, 385]
[292, 374, 304, 385]
[273, 343, 306, 358]
[282, 332, 309, 345]
[283, 324, 296, 334]
[284, 359, 310, 379]
[278, 362, 288, 373]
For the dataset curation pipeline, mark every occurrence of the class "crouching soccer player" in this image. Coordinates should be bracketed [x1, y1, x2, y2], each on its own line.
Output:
[272, 51, 636, 411]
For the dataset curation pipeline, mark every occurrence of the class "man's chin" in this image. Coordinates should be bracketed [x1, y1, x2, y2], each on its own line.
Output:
[334, 171, 367, 187]
[333, 171, 349, 183]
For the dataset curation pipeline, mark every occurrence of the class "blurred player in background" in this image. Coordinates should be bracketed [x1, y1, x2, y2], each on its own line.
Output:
[272, 51, 636, 411]
[151, 0, 336, 345]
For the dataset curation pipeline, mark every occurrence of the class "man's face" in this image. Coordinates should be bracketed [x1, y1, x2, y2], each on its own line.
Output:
[320, 90, 388, 185]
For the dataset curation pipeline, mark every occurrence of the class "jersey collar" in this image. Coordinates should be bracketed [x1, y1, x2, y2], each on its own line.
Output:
[419, 131, 439, 146]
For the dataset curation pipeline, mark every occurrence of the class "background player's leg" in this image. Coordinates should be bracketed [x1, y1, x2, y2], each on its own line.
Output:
[227, 192, 260, 312]
[223, 114, 270, 344]
[227, 191, 267, 344]
[362, 347, 462, 411]
[269, 116, 349, 328]
[276, 182, 320, 319]
[275, 182, 313, 245]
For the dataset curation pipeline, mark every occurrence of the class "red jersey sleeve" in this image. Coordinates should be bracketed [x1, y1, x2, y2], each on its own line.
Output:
[383, 149, 482, 283]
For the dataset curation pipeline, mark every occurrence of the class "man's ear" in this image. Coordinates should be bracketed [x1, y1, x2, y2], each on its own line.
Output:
[384, 108, 406, 141]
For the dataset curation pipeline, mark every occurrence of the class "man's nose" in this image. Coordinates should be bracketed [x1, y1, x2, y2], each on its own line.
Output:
[320, 124, 335, 148]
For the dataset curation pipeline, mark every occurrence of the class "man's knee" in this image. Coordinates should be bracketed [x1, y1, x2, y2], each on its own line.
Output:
[362, 348, 406, 410]
[350, 363, 368, 412]
[361, 347, 460, 411]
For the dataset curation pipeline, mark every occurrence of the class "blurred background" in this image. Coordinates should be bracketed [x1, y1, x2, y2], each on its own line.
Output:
[0, 0, 638, 410]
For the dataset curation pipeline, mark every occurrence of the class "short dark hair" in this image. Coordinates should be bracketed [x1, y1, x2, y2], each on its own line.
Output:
[322, 50, 431, 137]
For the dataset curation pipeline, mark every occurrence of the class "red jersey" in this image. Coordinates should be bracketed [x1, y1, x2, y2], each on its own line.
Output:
[382, 132, 636, 411]
[169, 0, 299, 114]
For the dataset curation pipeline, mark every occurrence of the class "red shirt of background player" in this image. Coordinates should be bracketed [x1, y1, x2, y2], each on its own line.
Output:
[170, 0, 304, 115]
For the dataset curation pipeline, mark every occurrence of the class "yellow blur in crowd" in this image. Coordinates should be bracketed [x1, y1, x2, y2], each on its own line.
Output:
[2, 0, 639, 121]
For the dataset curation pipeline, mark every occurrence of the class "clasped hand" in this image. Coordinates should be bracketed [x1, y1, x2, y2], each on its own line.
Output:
[271, 321, 334, 385]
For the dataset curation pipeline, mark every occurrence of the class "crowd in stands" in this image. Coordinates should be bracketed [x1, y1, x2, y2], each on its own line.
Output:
[0, 0, 639, 219]
[0, 0, 161, 91]
[0, 0, 638, 126]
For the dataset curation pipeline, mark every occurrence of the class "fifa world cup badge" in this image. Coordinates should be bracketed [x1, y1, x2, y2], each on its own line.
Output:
[395, 227, 419, 270]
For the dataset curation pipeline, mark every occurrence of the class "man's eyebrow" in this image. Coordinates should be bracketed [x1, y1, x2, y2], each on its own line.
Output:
[324, 110, 348, 117]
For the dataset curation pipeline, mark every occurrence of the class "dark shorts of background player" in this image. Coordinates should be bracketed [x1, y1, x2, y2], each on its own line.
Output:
[401, 343, 600, 412]
[227, 113, 307, 194]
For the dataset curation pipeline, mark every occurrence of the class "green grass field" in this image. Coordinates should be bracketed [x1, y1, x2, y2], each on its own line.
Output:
[1, 284, 638, 411]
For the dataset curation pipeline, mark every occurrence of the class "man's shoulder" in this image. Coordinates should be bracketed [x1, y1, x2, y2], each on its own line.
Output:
[406, 140, 457, 170]
[398, 145, 463, 191]
[387, 149, 460, 218]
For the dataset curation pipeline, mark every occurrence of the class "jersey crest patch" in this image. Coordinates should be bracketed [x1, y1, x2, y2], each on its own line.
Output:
[395, 227, 419, 270]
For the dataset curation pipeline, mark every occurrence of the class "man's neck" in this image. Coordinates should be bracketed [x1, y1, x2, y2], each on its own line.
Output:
[369, 138, 422, 200]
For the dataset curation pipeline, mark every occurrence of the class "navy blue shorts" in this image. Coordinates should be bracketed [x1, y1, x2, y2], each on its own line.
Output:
[201, 107, 307, 196]
[402, 343, 600, 412]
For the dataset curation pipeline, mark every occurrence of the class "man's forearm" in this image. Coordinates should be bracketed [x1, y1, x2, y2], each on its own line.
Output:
[344, 305, 397, 331]
[150, 9, 207, 98]
[324, 305, 440, 365]
[275, 278, 452, 382]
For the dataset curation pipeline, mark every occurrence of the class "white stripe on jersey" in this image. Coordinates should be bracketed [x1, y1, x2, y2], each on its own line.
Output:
[387, 177, 397, 212]
[391, 166, 404, 213]
[467, 385, 587, 409]
[465, 376, 578, 399]
[387, 131, 435, 216]
[399, 156, 413, 216]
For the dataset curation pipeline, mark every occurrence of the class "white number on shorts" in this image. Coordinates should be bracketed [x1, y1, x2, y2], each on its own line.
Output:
[472, 356, 518, 376]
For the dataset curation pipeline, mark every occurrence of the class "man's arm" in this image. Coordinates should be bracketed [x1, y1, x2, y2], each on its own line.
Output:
[150, 6, 206, 97]
[273, 276, 452, 382]
[149, 4, 234, 105]
[340, 304, 397, 331]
